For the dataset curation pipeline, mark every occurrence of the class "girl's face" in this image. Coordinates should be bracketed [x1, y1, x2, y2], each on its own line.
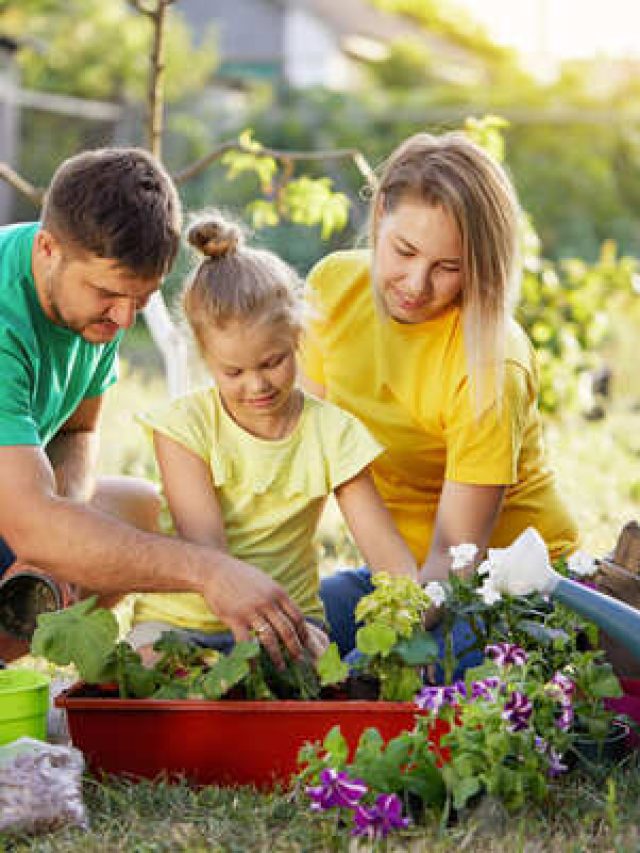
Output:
[202, 317, 299, 434]
[373, 197, 464, 324]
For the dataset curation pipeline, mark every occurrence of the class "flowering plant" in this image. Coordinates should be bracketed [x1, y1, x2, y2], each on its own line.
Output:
[299, 534, 626, 836]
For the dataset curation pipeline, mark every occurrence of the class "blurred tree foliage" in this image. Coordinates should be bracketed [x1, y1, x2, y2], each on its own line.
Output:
[0, 0, 217, 102]
[3, 0, 639, 414]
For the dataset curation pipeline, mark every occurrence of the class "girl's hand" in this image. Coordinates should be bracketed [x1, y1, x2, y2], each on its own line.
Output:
[305, 622, 331, 660]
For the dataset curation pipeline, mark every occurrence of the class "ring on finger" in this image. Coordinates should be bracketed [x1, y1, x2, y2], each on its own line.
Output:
[253, 622, 271, 635]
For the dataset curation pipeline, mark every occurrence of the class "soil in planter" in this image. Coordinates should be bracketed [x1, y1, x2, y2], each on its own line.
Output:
[71, 673, 383, 702]
[344, 673, 380, 701]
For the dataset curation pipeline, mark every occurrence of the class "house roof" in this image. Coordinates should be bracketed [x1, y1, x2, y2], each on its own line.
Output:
[290, 0, 478, 64]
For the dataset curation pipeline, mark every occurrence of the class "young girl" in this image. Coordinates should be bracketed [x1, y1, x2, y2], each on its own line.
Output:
[129, 213, 417, 664]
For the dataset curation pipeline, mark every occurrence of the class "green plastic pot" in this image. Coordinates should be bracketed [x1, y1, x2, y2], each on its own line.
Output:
[0, 668, 50, 745]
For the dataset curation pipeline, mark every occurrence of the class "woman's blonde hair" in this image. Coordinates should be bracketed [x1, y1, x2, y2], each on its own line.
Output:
[370, 132, 521, 409]
[182, 211, 306, 349]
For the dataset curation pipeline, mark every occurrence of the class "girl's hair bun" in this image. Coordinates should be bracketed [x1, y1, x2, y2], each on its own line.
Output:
[187, 215, 243, 259]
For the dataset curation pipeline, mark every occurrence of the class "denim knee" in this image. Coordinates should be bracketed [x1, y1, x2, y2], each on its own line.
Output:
[319, 567, 373, 658]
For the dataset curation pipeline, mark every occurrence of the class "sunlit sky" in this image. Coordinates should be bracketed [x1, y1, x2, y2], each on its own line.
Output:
[457, 0, 640, 62]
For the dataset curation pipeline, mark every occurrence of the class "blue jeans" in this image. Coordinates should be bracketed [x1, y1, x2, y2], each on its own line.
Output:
[0, 538, 15, 578]
[319, 567, 483, 684]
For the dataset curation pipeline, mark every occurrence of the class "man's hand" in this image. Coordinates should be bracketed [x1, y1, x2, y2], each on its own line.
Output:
[200, 553, 309, 669]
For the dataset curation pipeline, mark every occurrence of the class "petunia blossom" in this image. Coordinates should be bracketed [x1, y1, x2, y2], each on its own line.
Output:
[567, 550, 598, 577]
[305, 768, 367, 811]
[501, 691, 533, 731]
[547, 747, 568, 777]
[555, 705, 574, 732]
[477, 579, 502, 605]
[471, 677, 503, 700]
[449, 543, 479, 571]
[423, 581, 447, 608]
[415, 682, 466, 712]
[548, 672, 576, 701]
[352, 793, 410, 839]
[486, 642, 528, 667]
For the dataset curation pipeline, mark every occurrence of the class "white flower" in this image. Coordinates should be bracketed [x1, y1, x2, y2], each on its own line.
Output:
[476, 558, 492, 577]
[449, 543, 478, 571]
[486, 528, 559, 596]
[477, 579, 502, 605]
[567, 550, 598, 577]
[423, 581, 447, 607]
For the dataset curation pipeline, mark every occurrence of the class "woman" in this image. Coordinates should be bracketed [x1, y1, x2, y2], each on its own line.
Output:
[301, 132, 578, 657]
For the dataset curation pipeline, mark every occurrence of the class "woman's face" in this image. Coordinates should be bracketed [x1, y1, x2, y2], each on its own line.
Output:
[373, 197, 464, 324]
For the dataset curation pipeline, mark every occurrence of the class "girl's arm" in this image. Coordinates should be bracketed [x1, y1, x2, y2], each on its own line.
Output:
[419, 480, 506, 584]
[153, 432, 227, 550]
[334, 468, 418, 580]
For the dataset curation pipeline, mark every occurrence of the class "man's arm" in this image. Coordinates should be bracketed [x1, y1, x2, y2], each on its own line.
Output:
[45, 395, 102, 502]
[0, 444, 308, 657]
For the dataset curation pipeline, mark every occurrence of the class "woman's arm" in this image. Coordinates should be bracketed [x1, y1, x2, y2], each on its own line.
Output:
[419, 480, 506, 584]
[334, 468, 418, 580]
[153, 432, 228, 550]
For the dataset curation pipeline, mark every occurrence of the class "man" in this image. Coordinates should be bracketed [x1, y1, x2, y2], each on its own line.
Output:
[0, 147, 308, 666]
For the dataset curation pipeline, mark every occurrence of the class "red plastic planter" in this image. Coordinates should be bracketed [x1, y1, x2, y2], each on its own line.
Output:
[56, 685, 443, 788]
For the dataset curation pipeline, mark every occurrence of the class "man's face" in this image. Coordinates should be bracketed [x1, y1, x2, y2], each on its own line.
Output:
[34, 230, 161, 344]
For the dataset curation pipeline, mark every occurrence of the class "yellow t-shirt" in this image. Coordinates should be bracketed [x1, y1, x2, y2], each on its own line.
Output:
[301, 250, 578, 563]
[133, 387, 382, 632]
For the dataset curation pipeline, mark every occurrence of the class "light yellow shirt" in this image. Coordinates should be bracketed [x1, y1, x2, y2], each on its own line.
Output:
[301, 250, 578, 563]
[133, 387, 382, 632]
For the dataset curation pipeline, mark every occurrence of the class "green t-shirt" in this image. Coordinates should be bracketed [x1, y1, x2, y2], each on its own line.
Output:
[0, 223, 122, 447]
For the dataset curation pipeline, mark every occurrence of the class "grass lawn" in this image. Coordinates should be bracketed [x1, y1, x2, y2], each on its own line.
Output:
[4, 310, 640, 851]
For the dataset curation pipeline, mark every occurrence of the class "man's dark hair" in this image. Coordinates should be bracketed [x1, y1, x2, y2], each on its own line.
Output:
[41, 147, 182, 279]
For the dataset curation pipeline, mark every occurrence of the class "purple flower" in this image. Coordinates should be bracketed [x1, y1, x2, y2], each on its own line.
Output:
[306, 768, 367, 811]
[352, 793, 410, 839]
[547, 747, 568, 777]
[415, 682, 465, 712]
[549, 672, 576, 700]
[471, 677, 503, 700]
[501, 691, 533, 731]
[534, 735, 548, 753]
[485, 642, 528, 667]
[555, 705, 574, 732]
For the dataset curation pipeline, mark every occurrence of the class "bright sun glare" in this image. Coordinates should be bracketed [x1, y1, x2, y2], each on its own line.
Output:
[459, 0, 640, 63]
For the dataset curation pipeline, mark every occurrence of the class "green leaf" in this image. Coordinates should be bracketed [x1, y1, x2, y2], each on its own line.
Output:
[125, 661, 160, 699]
[151, 681, 191, 700]
[394, 630, 439, 665]
[322, 725, 349, 766]
[316, 642, 349, 686]
[452, 775, 482, 810]
[380, 665, 422, 702]
[201, 643, 258, 699]
[31, 596, 118, 683]
[246, 199, 279, 229]
[356, 623, 397, 656]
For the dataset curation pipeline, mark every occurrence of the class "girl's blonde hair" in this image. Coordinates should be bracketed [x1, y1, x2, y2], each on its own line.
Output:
[370, 132, 521, 409]
[182, 211, 306, 348]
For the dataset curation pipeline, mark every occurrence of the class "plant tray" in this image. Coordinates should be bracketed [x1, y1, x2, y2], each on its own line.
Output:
[56, 684, 440, 788]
